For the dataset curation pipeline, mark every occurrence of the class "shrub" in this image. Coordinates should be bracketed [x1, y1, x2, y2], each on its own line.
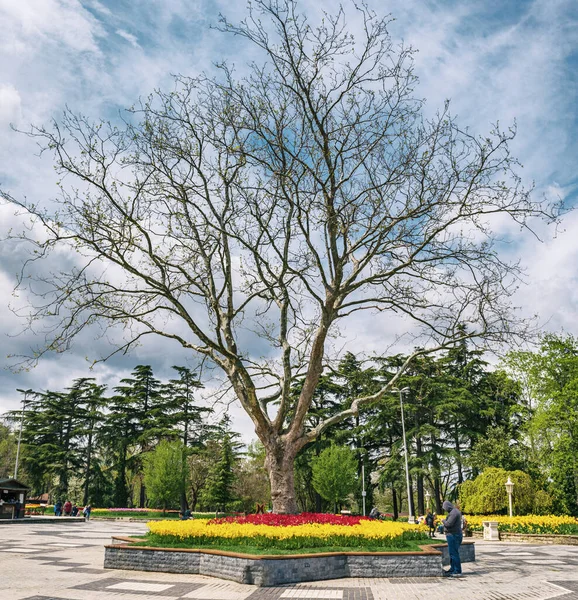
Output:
[459, 468, 535, 515]
[533, 490, 554, 515]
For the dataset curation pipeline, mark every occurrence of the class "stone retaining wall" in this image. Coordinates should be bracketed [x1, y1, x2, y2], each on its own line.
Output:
[104, 539, 475, 586]
[470, 531, 578, 545]
[440, 541, 476, 566]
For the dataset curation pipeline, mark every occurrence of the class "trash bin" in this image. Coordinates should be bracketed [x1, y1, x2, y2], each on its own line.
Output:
[482, 520, 500, 541]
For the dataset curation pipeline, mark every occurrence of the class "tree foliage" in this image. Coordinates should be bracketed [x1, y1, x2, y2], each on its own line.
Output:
[201, 417, 241, 511]
[311, 445, 358, 510]
[459, 467, 537, 515]
[468, 426, 526, 473]
[143, 440, 188, 510]
[234, 441, 271, 513]
[0, 422, 17, 479]
[504, 334, 578, 515]
[3, 364, 210, 507]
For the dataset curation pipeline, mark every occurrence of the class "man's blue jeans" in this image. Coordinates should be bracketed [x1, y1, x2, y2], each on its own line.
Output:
[446, 532, 463, 574]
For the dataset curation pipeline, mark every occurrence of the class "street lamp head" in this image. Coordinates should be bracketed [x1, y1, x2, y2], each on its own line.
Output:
[505, 477, 514, 494]
[391, 387, 410, 394]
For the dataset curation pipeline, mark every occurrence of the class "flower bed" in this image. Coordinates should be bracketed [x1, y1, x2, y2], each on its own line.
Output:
[25, 504, 48, 515]
[467, 514, 578, 535]
[146, 512, 429, 551]
[209, 512, 366, 526]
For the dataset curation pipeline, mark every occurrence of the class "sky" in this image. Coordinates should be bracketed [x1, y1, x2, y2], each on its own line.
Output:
[0, 0, 577, 443]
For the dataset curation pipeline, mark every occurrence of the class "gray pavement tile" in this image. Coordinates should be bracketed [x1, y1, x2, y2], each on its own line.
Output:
[20, 597, 73, 600]
[60, 566, 109, 574]
[548, 580, 578, 598]
[71, 576, 204, 597]
[25, 555, 72, 561]
[245, 587, 374, 599]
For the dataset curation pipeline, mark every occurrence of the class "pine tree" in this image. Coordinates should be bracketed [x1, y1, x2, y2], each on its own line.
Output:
[201, 417, 240, 512]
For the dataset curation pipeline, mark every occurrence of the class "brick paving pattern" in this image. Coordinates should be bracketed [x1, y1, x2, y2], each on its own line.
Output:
[0, 520, 577, 600]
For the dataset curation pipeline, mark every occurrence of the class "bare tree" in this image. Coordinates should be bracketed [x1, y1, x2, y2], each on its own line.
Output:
[2, 1, 560, 512]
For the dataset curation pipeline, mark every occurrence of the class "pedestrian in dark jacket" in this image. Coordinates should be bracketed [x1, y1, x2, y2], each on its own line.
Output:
[54, 501, 62, 517]
[369, 507, 381, 520]
[442, 500, 463, 576]
[425, 511, 435, 538]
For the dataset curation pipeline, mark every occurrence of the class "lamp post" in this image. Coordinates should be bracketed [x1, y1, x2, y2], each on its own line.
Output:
[505, 477, 514, 518]
[361, 460, 366, 517]
[358, 436, 367, 517]
[392, 387, 414, 523]
[14, 389, 31, 480]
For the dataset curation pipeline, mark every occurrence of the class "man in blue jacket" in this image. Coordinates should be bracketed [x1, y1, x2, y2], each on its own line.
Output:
[442, 500, 463, 577]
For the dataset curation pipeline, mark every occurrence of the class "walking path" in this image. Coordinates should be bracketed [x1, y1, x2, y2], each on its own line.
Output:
[1, 520, 578, 600]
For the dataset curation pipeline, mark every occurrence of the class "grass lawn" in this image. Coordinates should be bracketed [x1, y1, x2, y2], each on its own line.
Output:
[128, 535, 439, 555]
[94, 512, 179, 519]
[93, 512, 216, 520]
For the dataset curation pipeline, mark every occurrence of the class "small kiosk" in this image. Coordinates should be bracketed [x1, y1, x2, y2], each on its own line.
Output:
[0, 478, 29, 519]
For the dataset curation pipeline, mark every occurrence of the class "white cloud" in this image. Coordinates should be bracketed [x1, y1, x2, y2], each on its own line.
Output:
[0, 84, 21, 126]
[116, 28, 139, 48]
[0, 0, 104, 55]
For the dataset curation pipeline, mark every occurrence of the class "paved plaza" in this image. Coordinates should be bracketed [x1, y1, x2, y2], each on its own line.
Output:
[1, 521, 578, 600]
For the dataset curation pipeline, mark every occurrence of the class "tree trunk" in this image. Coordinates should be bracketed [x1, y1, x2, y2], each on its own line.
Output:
[180, 490, 188, 514]
[315, 437, 322, 512]
[454, 421, 463, 484]
[114, 452, 128, 507]
[83, 430, 93, 506]
[392, 486, 398, 520]
[434, 476, 442, 513]
[265, 441, 300, 513]
[139, 480, 146, 508]
[416, 437, 424, 515]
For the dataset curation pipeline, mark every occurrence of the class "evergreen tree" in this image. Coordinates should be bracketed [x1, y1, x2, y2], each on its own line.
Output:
[164, 366, 210, 448]
[0, 422, 17, 479]
[201, 417, 240, 511]
[114, 365, 165, 507]
[66, 378, 107, 505]
[103, 381, 141, 507]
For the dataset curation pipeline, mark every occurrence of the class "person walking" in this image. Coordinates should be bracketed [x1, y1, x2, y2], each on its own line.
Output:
[83, 504, 92, 520]
[425, 510, 435, 538]
[63, 500, 72, 516]
[54, 500, 62, 517]
[442, 500, 463, 577]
